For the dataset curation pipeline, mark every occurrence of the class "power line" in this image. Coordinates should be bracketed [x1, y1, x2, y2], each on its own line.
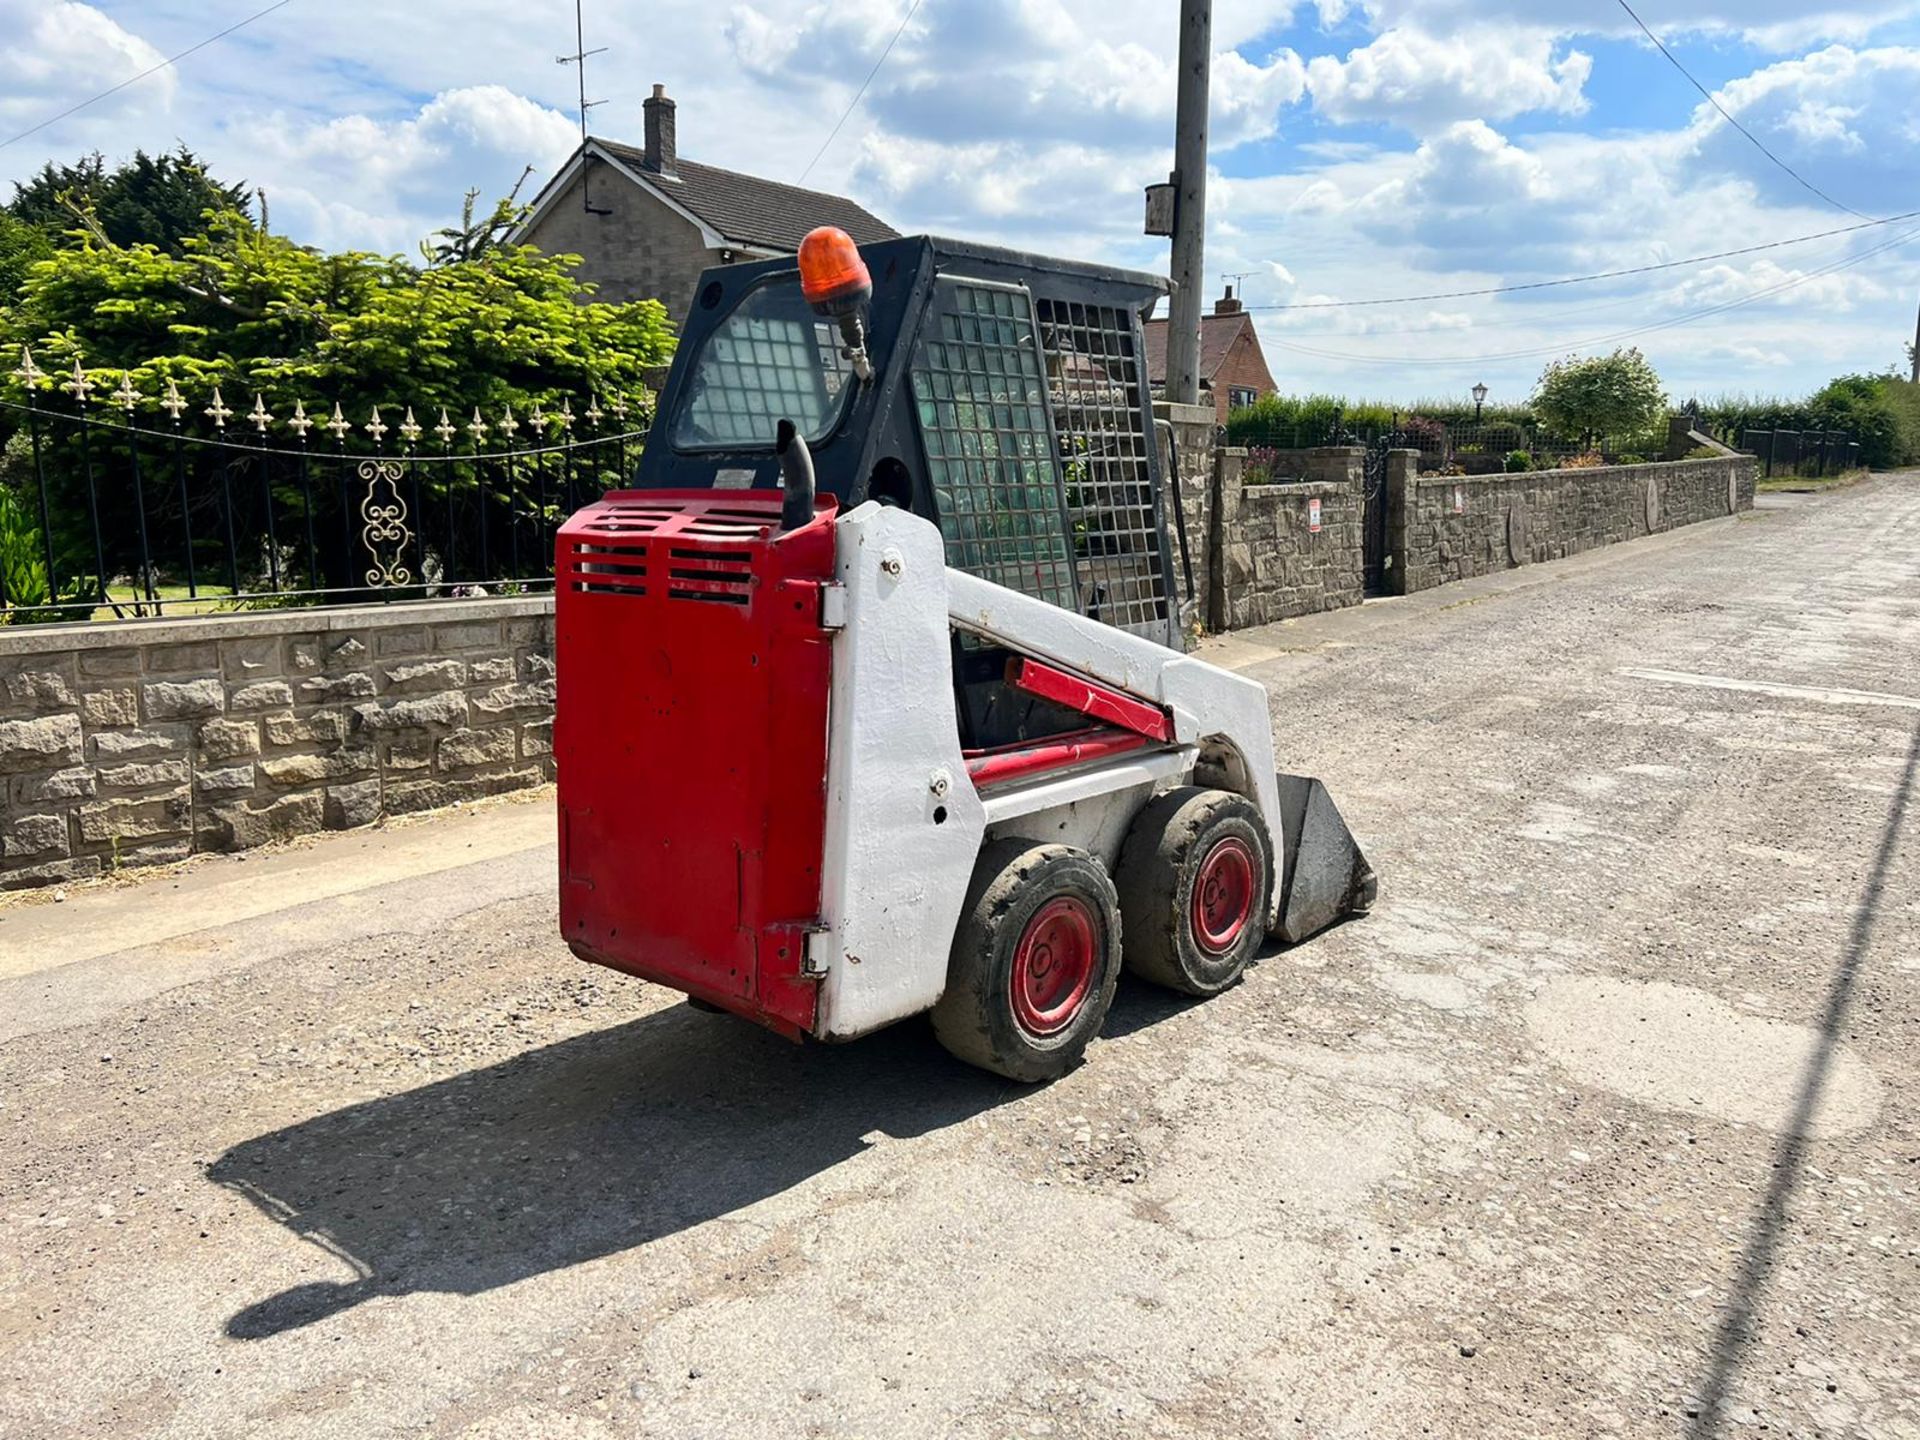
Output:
[797, 0, 925, 185]
[1612, 0, 1873, 221]
[0, 0, 297, 153]
[1263, 223, 1920, 366]
[1246, 210, 1920, 312]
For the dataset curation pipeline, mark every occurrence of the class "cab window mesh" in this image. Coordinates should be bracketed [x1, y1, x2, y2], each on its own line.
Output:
[674, 282, 852, 449]
[1035, 298, 1172, 640]
[910, 283, 1078, 611]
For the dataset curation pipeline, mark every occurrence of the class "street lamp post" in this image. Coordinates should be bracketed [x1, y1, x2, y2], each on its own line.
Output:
[1472, 382, 1489, 422]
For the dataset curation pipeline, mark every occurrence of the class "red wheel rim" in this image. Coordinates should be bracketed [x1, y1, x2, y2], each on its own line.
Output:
[1191, 837, 1257, 954]
[1009, 897, 1099, 1038]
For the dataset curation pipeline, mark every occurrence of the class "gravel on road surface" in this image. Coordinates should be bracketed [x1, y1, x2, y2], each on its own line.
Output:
[2, 476, 1915, 1440]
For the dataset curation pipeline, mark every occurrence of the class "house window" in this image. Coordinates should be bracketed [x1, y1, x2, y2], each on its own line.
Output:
[1228, 387, 1259, 411]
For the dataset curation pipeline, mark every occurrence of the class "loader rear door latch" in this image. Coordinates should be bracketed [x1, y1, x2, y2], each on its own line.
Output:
[803, 928, 834, 978]
[819, 584, 849, 631]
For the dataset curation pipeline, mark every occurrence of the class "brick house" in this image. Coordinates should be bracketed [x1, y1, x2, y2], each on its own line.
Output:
[515, 85, 899, 321]
[1143, 283, 1279, 425]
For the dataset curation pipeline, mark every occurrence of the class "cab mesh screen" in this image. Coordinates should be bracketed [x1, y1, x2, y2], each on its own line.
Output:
[910, 282, 1079, 611]
[1035, 297, 1171, 640]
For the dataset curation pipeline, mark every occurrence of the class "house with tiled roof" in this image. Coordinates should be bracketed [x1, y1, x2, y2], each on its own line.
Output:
[516, 84, 899, 321]
[1142, 283, 1279, 425]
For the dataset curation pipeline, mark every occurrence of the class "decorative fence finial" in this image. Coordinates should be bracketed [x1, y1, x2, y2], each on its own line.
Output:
[326, 403, 352, 442]
[399, 406, 422, 444]
[112, 374, 141, 414]
[161, 378, 186, 422]
[529, 402, 549, 435]
[13, 346, 44, 388]
[468, 408, 490, 443]
[556, 398, 575, 432]
[204, 385, 232, 429]
[585, 396, 604, 426]
[609, 394, 629, 423]
[288, 399, 314, 439]
[248, 393, 274, 434]
[497, 404, 520, 439]
[434, 407, 457, 445]
[364, 405, 389, 444]
[62, 358, 94, 404]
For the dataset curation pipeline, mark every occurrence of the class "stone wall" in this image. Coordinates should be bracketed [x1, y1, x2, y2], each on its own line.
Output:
[1155, 401, 1216, 636]
[1212, 447, 1366, 630]
[1, 598, 554, 889]
[1392, 454, 1756, 594]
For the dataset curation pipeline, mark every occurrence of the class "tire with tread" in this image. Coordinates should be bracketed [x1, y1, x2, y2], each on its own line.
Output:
[930, 839, 1122, 1083]
[1117, 787, 1274, 996]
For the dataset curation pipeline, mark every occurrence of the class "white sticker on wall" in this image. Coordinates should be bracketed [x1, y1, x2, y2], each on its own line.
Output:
[1453, 486, 1466, 515]
[1308, 498, 1322, 534]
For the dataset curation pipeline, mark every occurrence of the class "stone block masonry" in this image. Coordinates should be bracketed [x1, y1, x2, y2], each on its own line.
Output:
[1391, 455, 1757, 595]
[1212, 448, 1365, 630]
[1, 598, 554, 890]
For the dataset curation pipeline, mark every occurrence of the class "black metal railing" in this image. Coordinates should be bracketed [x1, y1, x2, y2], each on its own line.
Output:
[1735, 429, 1862, 480]
[0, 363, 651, 626]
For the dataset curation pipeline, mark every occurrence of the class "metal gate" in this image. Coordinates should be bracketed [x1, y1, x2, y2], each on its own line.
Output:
[1359, 431, 1396, 597]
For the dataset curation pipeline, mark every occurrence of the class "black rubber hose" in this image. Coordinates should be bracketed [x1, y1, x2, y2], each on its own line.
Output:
[776, 419, 816, 532]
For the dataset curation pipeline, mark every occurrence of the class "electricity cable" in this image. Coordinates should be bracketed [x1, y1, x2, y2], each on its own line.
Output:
[1261, 222, 1920, 365]
[1, 1, 298, 152]
[797, 0, 926, 185]
[1246, 210, 1920, 311]
[1612, 0, 1873, 220]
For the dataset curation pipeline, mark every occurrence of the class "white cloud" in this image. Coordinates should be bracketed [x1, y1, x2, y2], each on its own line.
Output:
[0, 0, 175, 153]
[242, 87, 579, 253]
[1305, 27, 1592, 127]
[1331, 0, 1920, 50]
[1687, 46, 1920, 209]
[2, 0, 1915, 401]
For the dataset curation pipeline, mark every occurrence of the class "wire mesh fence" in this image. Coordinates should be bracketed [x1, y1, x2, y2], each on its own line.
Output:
[1, 353, 651, 626]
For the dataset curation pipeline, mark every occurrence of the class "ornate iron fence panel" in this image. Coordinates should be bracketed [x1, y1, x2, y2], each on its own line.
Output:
[0, 350, 651, 625]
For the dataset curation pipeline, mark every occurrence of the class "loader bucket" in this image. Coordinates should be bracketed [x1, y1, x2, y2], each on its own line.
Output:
[1273, 774, 1378, 945]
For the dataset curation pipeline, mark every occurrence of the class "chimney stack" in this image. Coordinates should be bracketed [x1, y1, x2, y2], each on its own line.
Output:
[643, 83, 677, 177]
[1214, 282, 1243, 317]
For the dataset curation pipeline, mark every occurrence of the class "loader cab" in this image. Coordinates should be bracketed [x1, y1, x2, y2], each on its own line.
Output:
[637, 235, 1190, 666]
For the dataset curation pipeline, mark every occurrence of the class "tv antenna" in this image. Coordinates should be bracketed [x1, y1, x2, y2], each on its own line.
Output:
[558, 0, 612, 215]
[1220, 271, 1253, 303]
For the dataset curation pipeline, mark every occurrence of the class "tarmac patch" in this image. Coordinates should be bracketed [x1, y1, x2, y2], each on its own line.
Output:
[1525, 976, 1880, 1137]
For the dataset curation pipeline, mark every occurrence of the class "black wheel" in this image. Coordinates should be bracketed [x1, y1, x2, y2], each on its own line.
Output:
[930, 840, 1123, 1083]
[1116, 787, 1274, 997]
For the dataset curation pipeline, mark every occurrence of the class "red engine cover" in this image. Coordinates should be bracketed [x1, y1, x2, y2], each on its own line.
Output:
[555, 490, 838, 1039]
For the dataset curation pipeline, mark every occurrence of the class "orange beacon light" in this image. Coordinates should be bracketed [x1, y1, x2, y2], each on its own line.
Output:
[799, 226, 873, 316]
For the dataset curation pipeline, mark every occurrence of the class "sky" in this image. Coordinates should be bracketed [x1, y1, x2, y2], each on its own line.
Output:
[2, 0, 1918, 405]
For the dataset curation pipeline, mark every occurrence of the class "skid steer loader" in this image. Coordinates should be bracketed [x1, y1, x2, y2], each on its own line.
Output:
[555, 229, 1375, 1082]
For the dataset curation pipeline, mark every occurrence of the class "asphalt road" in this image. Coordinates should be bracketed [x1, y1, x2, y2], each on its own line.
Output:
[2, 476, 1916, 1440]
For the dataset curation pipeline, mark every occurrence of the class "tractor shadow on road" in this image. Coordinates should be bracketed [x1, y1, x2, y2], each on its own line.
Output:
[212, 981, 1189, 1341]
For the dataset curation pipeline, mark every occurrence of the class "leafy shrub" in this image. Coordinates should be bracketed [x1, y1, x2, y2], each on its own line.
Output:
[1685, 445, 1724, 460]
[0, 482, 52, 621]
[1243, 445, 1283, 485]
[1398, 414, 1447, 451]
[1505, 451, 1533, 472]
[1533, 349, 1667, 446]
[1558, 451, 1606, 469]
[1616, 453, 1648, 466]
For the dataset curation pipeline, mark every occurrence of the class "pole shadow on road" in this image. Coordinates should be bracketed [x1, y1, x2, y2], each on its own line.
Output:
[1687, 717, 1918, 1437]
[210, 979, 1199, 1341]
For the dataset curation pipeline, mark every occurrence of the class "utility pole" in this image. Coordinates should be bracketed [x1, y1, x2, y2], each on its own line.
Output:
[1166, 0, 1211, 408]
[1911, 295, 1918, 384]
